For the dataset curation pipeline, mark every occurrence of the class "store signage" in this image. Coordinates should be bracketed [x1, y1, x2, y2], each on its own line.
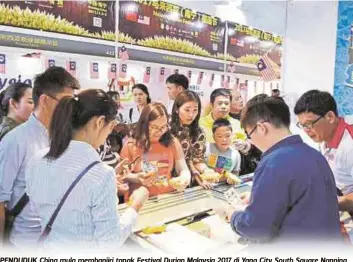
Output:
[0, 31, 116, 57]
[0, 30, 261, 75]
[0, 75, 32, 90]
[118, 0, 226, 59]
[0, 1, 116, 41]
[226, 22, 283, 67]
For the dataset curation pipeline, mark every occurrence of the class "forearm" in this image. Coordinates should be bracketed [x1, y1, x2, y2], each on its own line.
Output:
[194, 162, 208, 174]
[175, 159, 191, 182]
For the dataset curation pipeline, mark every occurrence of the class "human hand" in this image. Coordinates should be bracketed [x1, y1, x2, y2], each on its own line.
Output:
[129, 187, 149, 212]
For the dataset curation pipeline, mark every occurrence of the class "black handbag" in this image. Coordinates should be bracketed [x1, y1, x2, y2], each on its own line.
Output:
[4, 193, 29, 242]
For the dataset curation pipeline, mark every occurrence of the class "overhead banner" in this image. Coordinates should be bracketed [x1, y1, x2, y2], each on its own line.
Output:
[333, 1, 353, 116]
[0, 31, 116, 57]
[0, 1, 116, 41]
[118, 0, 226, 59]
[226, 22, 283, 66]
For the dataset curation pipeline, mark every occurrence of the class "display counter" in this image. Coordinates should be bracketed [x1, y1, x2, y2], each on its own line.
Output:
[119, 183, 252, 253]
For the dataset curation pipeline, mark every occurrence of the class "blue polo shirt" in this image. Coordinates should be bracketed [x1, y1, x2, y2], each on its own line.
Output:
[231, 135, 341, 243]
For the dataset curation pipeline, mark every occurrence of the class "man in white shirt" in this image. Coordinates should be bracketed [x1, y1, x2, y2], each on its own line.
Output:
[0, 67, 80, 247]
[295, 90, 353, 240]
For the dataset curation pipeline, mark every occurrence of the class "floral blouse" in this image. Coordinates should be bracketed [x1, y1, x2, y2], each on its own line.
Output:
[173, 125, 206, 175]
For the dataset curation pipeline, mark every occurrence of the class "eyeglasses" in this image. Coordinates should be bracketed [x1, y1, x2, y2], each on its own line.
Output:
[149, 124, 169, 132]
[45, 93, 60, 102]
[245, 125, 258, 140]
[245, 121, 267, 139]
[296, 116, 322, 130]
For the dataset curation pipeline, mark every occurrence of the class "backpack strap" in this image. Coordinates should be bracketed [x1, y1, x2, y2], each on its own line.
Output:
[38, 161, 100, 243]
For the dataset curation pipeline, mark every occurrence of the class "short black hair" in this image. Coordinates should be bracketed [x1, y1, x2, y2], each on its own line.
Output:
[272, 89, 280, 93]
[210, 88, 232, 104]
[294, 90, 338, 116]
[107, 91, 120, 99]
[241, 94, 290, 129]
[166, 74, 189, 90]
[212, 118, 233, 134]
[33, 66, 80, 107]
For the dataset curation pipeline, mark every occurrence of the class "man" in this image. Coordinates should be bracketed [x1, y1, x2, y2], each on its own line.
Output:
[218, 94, 341, 243]
[294, 90, 353, 238]
[166, 73, 189, 113]
[199, 88, 250, 154]
[0, 67, 80, 246]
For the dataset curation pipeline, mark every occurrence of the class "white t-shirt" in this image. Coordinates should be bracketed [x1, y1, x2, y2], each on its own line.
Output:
[321, 115, 353, 194]
[125, 104, 141, 124]
[205, 143, 241, 174]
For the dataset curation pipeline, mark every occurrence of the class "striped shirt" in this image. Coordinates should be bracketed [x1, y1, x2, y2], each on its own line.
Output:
[25, 141, 137, 250]
[0, 114, 48, 246]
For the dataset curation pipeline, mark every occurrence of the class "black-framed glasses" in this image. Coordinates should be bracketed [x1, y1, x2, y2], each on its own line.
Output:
[296, 116, 322, 130]
[45, 93, 60, 102]
[245, 125, 258, 139]
[245, 121, 268, 139]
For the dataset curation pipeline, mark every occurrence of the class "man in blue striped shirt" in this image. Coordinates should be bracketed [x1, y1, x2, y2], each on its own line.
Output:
[0, 67, 80, 247]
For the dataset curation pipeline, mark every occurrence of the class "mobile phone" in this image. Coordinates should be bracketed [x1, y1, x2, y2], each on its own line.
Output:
[128, 156, 141, 168]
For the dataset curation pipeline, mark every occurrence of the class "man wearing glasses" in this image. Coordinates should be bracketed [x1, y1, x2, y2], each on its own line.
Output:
[216, 94, 341, 243]
[0, 67, 80, 247]
[295, 90, 353, 240]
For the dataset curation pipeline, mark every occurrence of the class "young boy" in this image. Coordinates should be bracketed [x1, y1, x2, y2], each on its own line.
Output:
[204, 118, 242, 184]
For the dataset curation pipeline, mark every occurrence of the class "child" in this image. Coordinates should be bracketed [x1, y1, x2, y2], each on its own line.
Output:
[204, 118, 242, 184]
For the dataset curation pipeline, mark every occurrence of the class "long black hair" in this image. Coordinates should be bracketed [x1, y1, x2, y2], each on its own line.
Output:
[0, 83, 32, 118]
[171, 91, 202, 143]
[132, 83, 152, 104]
[46, 89, 117, 160]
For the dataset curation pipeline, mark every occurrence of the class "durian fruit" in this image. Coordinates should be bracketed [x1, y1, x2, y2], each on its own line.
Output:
[137, 36, 212, 57]
[142, 225, 167, 234]
[168, 177, 182, 187]
[215, 53, 237, 61]
[238, 54, 261, 65]
[0, 4, 136, 42]
[200, 169, 221, 183]
[223, 171, 242, 185]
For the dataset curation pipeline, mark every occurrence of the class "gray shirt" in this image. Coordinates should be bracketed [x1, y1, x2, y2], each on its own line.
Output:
[205, 143, 241, 174]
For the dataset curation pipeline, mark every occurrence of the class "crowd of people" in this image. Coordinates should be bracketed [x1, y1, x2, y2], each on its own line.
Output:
[0, 66, 352, 250]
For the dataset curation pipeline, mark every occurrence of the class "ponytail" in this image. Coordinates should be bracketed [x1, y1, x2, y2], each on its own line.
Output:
[45, 89, 117, 160]
[46, 97, 76, 160]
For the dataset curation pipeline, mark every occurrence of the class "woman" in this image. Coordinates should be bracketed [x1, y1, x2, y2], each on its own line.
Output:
[0, 83, 33, 141]
[229, 89, 243, 120]
[170, 91, 213, 189]
[127, 84, 151, 123]
[25, 89, 149, 249]
[121, 102, 191, 197]
[107, 90, 124, 123]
